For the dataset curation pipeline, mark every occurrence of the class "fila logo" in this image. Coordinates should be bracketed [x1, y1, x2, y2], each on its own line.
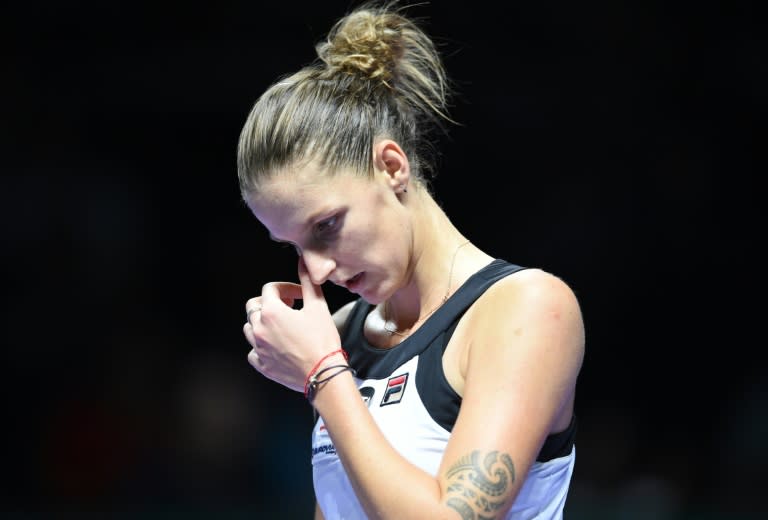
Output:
[381, 373, 409, 406]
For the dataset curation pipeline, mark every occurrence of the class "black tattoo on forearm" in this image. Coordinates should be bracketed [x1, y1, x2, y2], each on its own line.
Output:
[444, 450, 516, 520]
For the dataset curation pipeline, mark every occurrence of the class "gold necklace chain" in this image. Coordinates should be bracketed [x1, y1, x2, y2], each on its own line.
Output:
[384, 240, 471, 337]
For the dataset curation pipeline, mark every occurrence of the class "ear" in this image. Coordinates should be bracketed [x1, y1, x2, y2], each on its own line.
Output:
[372, 139, 410, 193]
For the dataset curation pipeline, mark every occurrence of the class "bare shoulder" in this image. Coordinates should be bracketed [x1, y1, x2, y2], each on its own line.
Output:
[440, 267, 585, 502]
[465, 267, 585, 368]
[479, 267, 582, 321]
[486, 268, 577, 304]
[332, 299, 358, 336]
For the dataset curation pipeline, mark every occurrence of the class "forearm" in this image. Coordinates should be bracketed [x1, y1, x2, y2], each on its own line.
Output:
[313, 372, 454, 519]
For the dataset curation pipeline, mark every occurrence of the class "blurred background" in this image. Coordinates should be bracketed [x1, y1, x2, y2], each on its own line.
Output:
[2, 1, 762, 518]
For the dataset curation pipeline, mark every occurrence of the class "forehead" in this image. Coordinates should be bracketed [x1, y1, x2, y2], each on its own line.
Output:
[246, 167, 367, 240]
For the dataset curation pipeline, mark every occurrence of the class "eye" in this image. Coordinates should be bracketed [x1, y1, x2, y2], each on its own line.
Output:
[315, 215, 339, 238]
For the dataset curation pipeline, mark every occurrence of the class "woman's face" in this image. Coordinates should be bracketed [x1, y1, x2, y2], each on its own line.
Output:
[246, 164, 412, 304]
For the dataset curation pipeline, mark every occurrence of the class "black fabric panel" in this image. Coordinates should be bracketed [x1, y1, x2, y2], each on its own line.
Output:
[537, 414, 577, 462]
[415, 327, 462, 432]
[340, 259, 576, 460]
[343, 260, 527, 380]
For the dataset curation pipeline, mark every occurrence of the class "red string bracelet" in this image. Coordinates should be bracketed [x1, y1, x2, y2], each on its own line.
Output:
[304, 348, 349, 399]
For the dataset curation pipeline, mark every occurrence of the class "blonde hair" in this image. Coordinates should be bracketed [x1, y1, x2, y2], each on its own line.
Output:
[237, 1, 455, 196]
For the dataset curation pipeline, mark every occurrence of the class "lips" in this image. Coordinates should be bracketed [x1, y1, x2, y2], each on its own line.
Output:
[345, 272, 364, 291]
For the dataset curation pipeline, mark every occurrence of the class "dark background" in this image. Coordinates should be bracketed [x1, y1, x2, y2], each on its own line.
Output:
[3, 1, 762, 518]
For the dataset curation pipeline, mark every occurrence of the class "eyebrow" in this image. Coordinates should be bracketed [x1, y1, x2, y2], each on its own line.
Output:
[267, 208, 337, 245]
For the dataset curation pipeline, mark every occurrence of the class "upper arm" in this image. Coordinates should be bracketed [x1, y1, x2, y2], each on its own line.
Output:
[437, 269, 585, 514]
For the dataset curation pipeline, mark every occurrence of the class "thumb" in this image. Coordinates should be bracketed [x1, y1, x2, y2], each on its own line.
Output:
[298, 256, 327, 309]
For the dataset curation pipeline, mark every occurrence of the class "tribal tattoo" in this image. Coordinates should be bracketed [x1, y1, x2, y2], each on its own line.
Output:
[444, 450, 516, 520]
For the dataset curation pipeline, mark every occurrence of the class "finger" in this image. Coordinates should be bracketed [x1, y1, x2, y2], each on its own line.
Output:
[261, 281, 304, 308]
[297, 256, 326, 308]
[246, 305, 262, 323]
[245, 296, 262, 313]
[276, 282, 303, 306]
[247, 349, 263, 370]
[243, 322, 259, 349]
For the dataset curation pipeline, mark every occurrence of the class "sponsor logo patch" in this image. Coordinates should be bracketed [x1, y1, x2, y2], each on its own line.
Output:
[312, 443, 336, 457]
[359, 386, 375, 407]
[380, 373, 409, 406]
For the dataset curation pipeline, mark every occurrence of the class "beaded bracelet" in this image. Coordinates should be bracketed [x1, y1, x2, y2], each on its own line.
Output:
[305, 364, 357, 402]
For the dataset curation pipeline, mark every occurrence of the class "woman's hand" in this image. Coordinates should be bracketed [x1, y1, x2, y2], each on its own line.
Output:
[243, 257, 343, 392]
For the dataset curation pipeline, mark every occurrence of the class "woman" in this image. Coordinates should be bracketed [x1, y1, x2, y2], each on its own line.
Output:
[238, 2, 585, 518]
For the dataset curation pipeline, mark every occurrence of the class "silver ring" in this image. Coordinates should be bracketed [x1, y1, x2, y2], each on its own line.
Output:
[246, 306, 262, 321]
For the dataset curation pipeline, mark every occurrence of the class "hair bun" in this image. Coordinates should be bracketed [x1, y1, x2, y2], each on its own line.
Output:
[316, 8, 403, 85]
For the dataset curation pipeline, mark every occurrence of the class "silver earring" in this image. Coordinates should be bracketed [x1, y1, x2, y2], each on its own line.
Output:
[401, 184, 408, 193]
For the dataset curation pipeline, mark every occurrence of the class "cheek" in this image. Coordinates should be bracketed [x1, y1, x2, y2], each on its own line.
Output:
[370, 223, 410, 273]
[335, 221, 386, 272]
[337, 228, 377, 266]
[341, 191, 410, 269]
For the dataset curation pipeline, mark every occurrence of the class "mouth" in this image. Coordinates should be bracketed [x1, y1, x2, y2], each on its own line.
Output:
[345, 272, 364, 291]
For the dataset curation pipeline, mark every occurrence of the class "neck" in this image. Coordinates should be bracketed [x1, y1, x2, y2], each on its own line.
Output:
[383, 235, 472, 336]
[380, 188, 486, 336]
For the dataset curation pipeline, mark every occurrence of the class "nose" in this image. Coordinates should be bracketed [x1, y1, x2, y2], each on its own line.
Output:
[301, 250, 336, 285]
